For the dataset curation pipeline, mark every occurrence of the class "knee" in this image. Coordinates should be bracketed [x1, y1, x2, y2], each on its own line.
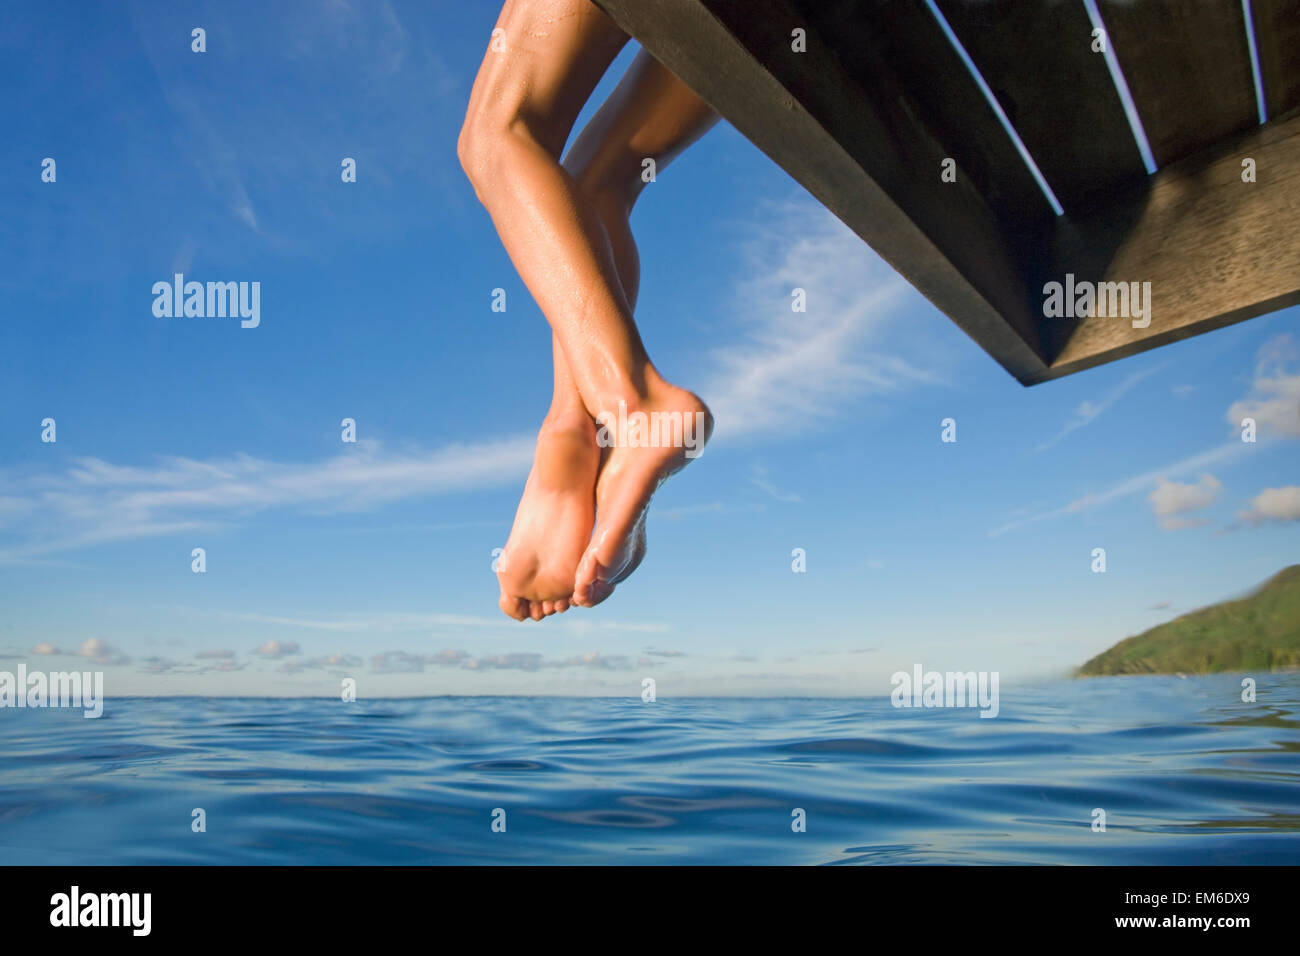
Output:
[457, 113, 496, 197]
[457, 109, 523, 199]
[458, 107, 563, 200]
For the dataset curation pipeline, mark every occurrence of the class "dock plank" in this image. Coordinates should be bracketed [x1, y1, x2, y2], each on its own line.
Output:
[934, 0, 1149, 215]
[1251, 0, 1300, 119]
[1098, 0, 1258, 168]
[791, 0, 1056, 246]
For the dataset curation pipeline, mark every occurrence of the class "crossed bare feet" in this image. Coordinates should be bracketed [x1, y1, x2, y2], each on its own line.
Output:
[496, 381, 712, 620]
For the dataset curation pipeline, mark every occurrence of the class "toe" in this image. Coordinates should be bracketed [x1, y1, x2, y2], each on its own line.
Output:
[573, 550, 602, 607]
[541, 600, 555, 616]
[499, 593, 528, 622]
[528, 601, 545, 622]
[586, 578, 615, 607]
[554, 599, 569, 614]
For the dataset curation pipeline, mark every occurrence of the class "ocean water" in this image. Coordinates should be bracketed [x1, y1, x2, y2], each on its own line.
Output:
[1, 675, 1298, 865]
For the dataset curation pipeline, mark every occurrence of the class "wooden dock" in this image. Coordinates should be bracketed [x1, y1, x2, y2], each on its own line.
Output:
[594, 0, 1300, 384]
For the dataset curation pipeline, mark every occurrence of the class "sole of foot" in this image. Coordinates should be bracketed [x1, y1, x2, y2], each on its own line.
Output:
[497, 410, 599, 621]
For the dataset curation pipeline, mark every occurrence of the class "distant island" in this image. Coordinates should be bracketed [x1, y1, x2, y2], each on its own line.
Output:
[1078, 565, 1300, 676]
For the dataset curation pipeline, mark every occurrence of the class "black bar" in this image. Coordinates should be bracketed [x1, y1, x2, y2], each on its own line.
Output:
[1, 865, 1281, 941]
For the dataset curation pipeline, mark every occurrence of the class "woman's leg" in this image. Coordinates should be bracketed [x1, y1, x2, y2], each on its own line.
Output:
[459, 0, 651, 417]
[460, 0, 715, 616]
[559, 50, 720, 606]
[519, 50, 719, 613]
[460, 0, 630, 621]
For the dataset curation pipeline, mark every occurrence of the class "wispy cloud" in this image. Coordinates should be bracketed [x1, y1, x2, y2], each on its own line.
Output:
[989, 441, 1246, 537]
[2, 200, 945, 566]
[656, 501, 727, 521]
[705, 199, 939, 439]
[139, 654, 247, 675]
[155, 84, 262, 232]
[989, 338, 1298, 537]
[748, 464, 802, 503]
[281, 652, 363, 674]
[234, 611, 505, 633]
[131, 0, 461, 240]
[0, 436, 533, 562]
[370, 649, 469, 673]
[369, 648, 639, 673]
[1035, 364, 1161, 453]
[227, 609, 668, 636]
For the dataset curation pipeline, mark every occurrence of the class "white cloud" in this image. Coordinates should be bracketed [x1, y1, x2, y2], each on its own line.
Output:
[1148, 474, 1222, 530]
[1227, 333, 1300, 439]
[990, 442, 1245, 537]
[281, 652, 362, 674]
[704, 199, 938, 439]
[138, 654, 246, 675]
[368, 648, 639, 673]
[255, 640, 300, 659]
[1239, 486, 1300, 525]
[77, 638, 131, 666]
[371, 649, 470, 673]
[0, 436, 533, 562]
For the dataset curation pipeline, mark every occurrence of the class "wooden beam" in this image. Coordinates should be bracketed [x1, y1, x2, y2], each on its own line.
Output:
[1251, 0, 1300, 120]
[1035, 110, 1300, 383]
[934, 0, 1149, 215]
[591, 0, 1050, 381]
[789, 0, 1056, 244]
[1098, 0, 1258, 167]
[593, 0, 1300, 387]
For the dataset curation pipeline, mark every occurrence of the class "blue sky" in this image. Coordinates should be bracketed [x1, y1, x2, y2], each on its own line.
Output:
[2, 0, 1297, 697]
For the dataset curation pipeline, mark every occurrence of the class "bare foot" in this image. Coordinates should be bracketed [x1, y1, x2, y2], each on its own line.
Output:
[497, 410, 599, 621]
[573, 383, 712, 607]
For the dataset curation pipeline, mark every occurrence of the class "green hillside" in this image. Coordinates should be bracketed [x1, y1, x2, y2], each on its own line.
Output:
[1078, 565, 1300, 676]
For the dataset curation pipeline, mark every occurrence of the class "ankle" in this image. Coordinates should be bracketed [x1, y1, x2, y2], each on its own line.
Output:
[539, 406, 595, 440]
[585, 368, 673, 419]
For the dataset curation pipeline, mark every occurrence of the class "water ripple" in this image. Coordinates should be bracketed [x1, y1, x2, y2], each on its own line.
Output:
[1, 675, 1298, 864]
